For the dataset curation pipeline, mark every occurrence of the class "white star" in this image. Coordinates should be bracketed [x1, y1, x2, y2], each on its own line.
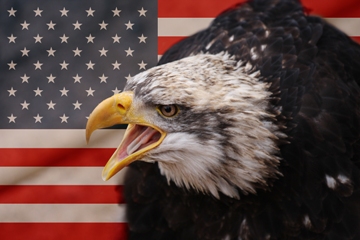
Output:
[8, 34, 16, 43]
[47, 74, 56, 83]
[86, 34, 95, 43]
[34, 34, 43, 43]
[73, 74, 82, 83]
[21, 74, 30, 83]
[8, 8, 17, 17]
[60, 61, 69, 70]
[138, 34, 147, 43]
[99, 21, 108, 30]
[60, 87, 69, 96]
[138, 7, 147, 17]
[125, 74, 132, 81]
[21, 21, 30, 30]
[112, 34, 121, 43]
[125, 47, 134, 56]
[59, 114, 69, 123]
[21, 101, 30, 110]
[99, 74, 108, 83]
[47, 47, 56, 56]
[60, 34, 69, 43]
[8, 61, 16, 70]
[34, 7, 43, 17]
[21, 47, 30, 56]
[8, 87, 17, 96]
[34, 114, 43, 123]
[86, 61, 95, 70]
[73, 47, 82, 56]
[86, 7, 95, 17]
[138, 60, 147, 70]
[125, 21, 134, 30]
[112, 87, 121, 94]
[60, 8, 69, 17]
[99, 47, 108, 57]
[73, 100, 82, 110]
[112, 61, 121, 70]
[47, 101, 56, 110]
[34, 61, 43, 70]
[112, 7, 121, 17]
[47, 21, 56, 30]
[8, 114, 17, 123]
[34, 87, 43, 96]
[73, 21, 82, 30]
[86, 87, 95, 96]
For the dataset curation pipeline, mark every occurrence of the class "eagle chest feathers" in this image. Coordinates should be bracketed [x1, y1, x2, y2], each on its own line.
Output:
[85, 0, 360, 239]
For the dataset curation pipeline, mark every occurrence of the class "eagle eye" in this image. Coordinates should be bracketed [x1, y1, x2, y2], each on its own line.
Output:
[158, 105, 179, 117]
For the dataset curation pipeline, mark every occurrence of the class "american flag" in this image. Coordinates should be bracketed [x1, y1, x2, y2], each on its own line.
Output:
[1, 0, 360, 239]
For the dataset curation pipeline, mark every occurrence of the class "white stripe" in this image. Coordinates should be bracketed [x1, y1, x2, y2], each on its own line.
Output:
[0, 129, 124, 148]
[158, 18, 360, 37]
[0, 167, 127, 185]
[0, 204, 126, 223]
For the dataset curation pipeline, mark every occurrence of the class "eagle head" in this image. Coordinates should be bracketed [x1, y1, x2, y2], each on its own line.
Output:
[86, 53, 285, 199]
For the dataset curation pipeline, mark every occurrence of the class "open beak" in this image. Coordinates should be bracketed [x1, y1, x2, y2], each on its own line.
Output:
[86, 91, 166, 181]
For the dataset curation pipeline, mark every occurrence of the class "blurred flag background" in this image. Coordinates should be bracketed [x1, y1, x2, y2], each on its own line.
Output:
[1, 0, 360, 239]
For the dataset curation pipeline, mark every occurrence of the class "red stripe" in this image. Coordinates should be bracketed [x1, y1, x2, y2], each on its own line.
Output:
[158, 0, 360, 17]
[0, 223, 128, 240]
[0, 148, 115, 166]
[158, 36, 186, 55]
[0, 185, 124, 204]
[352, 36, 360, 43]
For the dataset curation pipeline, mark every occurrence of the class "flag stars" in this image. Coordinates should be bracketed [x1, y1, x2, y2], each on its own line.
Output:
[21, 101, 30, 110]
[112, 34, 121, 43]
[86, 34, 95, 43]
[73, 101, 82, 110]
[125, 74, 132, 81]
[99, 74, 108, 83]
[8, 8, 17, 17]
[125, 21, 134, 30]
[60, 8, 69, 17]
[34, 7, 43, 17]
[8, 61, 17, 70]
[99, 47, 108, 56]
[73, 74, 82, 83]
[34, 114, 43, 123]
[21, 21, 30, 30]
[86, 7, 95, 17]
[73, 21, 82, 30]
[138, 60, 147, 70]
[73, 47, 82, 56]
[60, 114, 69, 123]
[125, 47, 134, 56]
[138, 7, 147, 17]
[99, 21, 108, 30]
[60, 61, 69, 70]
[34, 61, 43, 70]
[21, 47, 30, 56]
[60, 34, 69, 43]
[8, 114, 17, 123]
[8, 34, 17, 43]
[112, 7, 121, 17]
[21, 74, 30, 83]
[47, 47, 56, 56]
[47, 101, 56, 110]
[34, 34, 43, 43]
[8, 87, 17, 96]
[112, 61, 121, 70]
[138, 34, 147, 43]
[60, 87, 69, 96]
[47, 21, 56, 30]
[112, 87, 121, 94]
[47, 74, 56, 83]
[34, 87, 43, 96]
[86, 87, 95, 96]
[86, 61, 95, 70]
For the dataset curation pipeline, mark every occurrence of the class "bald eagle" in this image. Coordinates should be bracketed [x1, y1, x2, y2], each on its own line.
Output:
[86, 0, 360, 239]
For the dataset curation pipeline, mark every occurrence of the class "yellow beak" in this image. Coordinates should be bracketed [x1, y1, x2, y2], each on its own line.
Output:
[86, 91, 166, 181]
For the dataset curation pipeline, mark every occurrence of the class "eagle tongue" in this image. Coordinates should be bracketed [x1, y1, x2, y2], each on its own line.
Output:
[126, 125, 160, 155]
